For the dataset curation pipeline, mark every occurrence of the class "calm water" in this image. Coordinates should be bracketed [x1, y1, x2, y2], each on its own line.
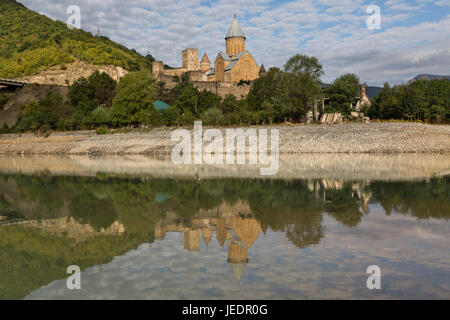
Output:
[0, 173, 449, 300]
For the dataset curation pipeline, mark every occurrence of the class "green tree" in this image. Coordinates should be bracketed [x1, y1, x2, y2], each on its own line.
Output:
[111, 71, 157, 126]
[175, 85, 199, 116]
[247, 67, 286, 123]
[284, 54, 324, 82]
[88, 71, 117, 106]
[69, 77, 95, 107]
[283, 54, 324, 122]
[325, 74, 361, 115]
[91, 107, 111, 127]
[69, 71, 116, 107]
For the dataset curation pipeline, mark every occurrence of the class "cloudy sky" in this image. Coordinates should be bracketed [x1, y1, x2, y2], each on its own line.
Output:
[19, 0, 450, 86]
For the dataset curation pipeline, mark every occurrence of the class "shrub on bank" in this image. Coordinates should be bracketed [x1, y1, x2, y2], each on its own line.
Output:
[15, 102, 56, 132]
[0, 94, 8, 107]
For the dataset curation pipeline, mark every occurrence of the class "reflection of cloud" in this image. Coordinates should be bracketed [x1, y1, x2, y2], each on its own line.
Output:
[25, 207, 450, 299]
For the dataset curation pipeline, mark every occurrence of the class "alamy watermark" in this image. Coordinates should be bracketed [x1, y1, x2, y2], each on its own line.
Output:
[66, 5, 81, 29]
[366, 5, 381, 30]
[366, 265, 381, 290]
[171, 121, 280, 176]
[66, 265, 81, 290]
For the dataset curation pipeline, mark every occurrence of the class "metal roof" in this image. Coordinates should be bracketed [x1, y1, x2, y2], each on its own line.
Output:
[225, 18, 246, 39]
[224, 50, 248, 71]
[219, 52, 231, 61]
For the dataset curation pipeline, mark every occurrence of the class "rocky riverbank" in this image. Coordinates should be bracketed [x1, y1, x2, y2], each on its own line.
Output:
[0, 123, 449, 155]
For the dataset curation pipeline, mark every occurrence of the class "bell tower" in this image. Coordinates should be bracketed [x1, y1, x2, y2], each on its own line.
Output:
[225, 16, 246, 56]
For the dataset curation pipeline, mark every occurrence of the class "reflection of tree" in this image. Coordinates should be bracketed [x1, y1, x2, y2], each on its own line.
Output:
[70, 194, 118, 231]
[0, 194, 21, 220]
[237, 179, 325, 249]
[323, 185, 363, 227]
[369, 177, 450, 220]
[285, 223, 324, 249]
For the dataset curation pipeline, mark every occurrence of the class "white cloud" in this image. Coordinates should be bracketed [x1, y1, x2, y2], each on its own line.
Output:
[17, 0, 450, 85]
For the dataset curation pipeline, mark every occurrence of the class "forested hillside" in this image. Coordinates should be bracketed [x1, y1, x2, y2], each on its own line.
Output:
[0, 0, 152, 78]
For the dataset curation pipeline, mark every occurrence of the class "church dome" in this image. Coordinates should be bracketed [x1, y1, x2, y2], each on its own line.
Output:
[225, 18, 246, 39]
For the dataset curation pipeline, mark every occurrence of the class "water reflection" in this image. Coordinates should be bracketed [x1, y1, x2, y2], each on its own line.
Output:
[0, 174, 449, 299]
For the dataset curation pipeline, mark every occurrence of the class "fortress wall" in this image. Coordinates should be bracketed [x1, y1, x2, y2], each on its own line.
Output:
[159, 68, 187, 77]
[191, 81, 251, 99]
[154, 73, 178, 89]
[153, 68, 253, 99]
[187, 71, 203, 82]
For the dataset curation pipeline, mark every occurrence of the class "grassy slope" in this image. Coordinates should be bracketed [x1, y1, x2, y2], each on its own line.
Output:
[0, 0, 152, 78]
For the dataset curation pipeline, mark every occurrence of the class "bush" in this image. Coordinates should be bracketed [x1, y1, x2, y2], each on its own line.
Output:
[181, 111, 196, 126]
[56, 119, 66, 131]
[15, 102, 56, 132]
[91, 107, 111, 127]
[202, 108, 224, 126]
[163, 106, 182, 126]
[38, 124, 51, 136]
[95, 127, 109, 135]
[0, 94, 8, 106]
[224, 112, 241, 125]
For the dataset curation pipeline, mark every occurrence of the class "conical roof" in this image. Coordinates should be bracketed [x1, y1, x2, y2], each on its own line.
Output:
[202, 226, 212, 247]
[225, 18, 246, 39]
[200, 52, 210, 65]
[259, 63, 267, 75]
[229, 262, 247, 282]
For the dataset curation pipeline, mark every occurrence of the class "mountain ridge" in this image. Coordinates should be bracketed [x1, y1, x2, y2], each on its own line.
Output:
[409, 74, 450, 83]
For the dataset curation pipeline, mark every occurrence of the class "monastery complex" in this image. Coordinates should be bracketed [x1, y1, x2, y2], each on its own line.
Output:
[152, 17, 266, 99]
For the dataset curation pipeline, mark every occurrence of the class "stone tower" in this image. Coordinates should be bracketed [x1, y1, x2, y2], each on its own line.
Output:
[182, 48, 199, 71]
[200, 52, 211, 73]
[225, 17, 246, 56]
[356, 83, 372, 111]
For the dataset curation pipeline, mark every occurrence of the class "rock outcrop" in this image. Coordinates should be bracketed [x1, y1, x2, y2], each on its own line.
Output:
[16, 60, 128, 86]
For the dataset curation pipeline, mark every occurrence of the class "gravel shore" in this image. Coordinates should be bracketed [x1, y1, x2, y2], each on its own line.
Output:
[0, 123, 449, 155]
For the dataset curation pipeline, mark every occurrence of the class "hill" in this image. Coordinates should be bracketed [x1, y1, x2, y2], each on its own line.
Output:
[366, 86, 382, 99]
[0, 0, 152, 79]
[408, 74, 450, 83]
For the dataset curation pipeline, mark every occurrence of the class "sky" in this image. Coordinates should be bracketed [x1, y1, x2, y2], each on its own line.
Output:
[19, 0, 450, 86]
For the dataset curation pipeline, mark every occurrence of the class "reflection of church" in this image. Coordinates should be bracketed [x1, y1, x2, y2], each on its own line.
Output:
[154, 182, 373, 281]
[154, 201, 263, 282]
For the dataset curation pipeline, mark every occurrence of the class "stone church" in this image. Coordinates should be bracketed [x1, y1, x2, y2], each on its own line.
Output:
[152, 17, 265, 98]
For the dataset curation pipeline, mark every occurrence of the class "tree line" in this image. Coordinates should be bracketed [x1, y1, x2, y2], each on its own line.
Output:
[2, 53, 449, 134]
[369, 79, 450, 123]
